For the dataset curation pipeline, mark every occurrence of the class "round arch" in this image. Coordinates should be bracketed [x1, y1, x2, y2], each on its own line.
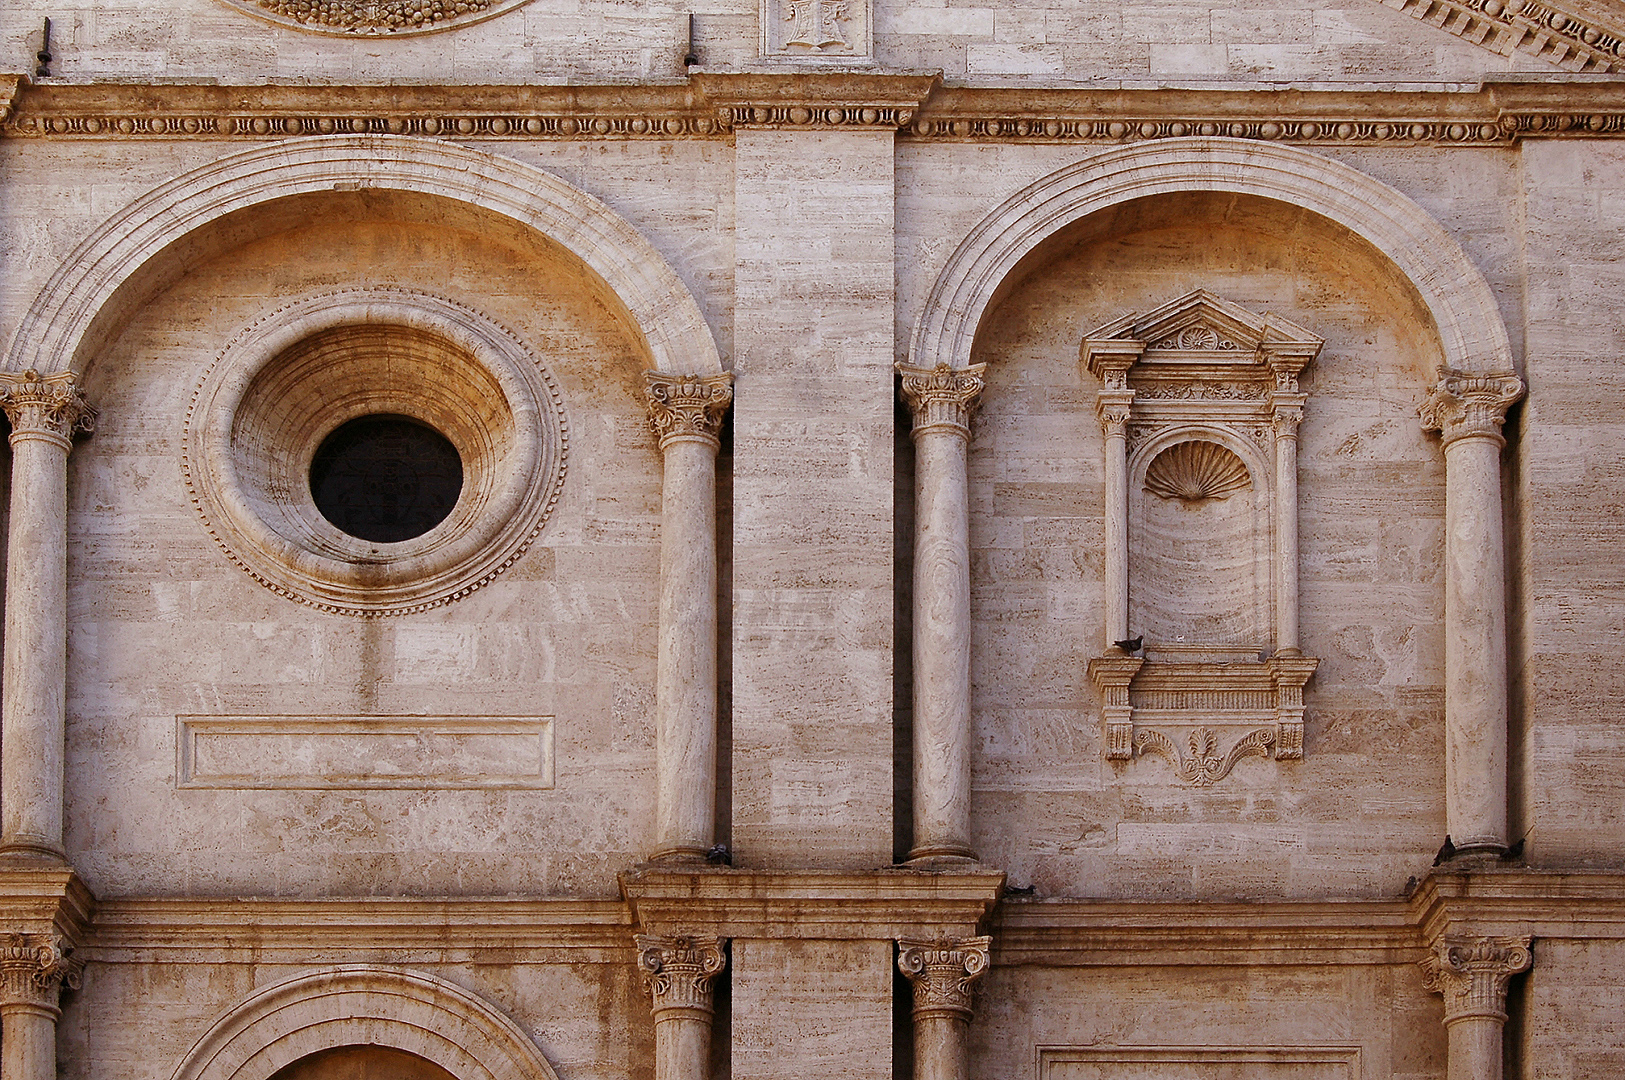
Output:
[169, 966, 561, 1080]
[907, 137, 1514, 377]
[3, 135, 723, 377]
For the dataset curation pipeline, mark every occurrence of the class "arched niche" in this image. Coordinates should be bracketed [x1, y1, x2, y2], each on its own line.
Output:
[1129, 431, 1270, 649]
[169, 966, 559, 1080]
[269, 1046, 457, 1080]
[3, 135, 722, 379]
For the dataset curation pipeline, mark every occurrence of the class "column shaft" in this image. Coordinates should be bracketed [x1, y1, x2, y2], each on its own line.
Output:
[1442, 433, 1511, 851]
[0, 1004, 57, 1080]
[1446, 1017, 1503, 1080]
[913, 1015, 964, 1080]
[1420, 370, 1522, 855]
[654, 1014, 712, 1080]
[1273, 421, 1300, 652]
[898, 363, 983, 865]
[1103, 424, 1129, 649]
[0, 372, 92, 861]
[644, 374, 732, 863]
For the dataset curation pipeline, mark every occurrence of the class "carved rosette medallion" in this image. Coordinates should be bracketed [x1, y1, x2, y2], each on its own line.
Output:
[1419, 368, 1526, 448]
[896, 936, 991, 1023]
[0, 370, 96, 449]
[897, 362, 986, 440]
[1421, 935, 1532, 1024]
[635, 934, 727, 1021]
[0, 935, 80, 1015]
[643, 372, 735, 451]
[214, 0, 535, 36]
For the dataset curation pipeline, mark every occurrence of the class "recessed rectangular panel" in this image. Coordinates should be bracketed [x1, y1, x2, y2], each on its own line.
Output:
[177, 716, 554, 790]
[1040, 1047, 1361, 1080]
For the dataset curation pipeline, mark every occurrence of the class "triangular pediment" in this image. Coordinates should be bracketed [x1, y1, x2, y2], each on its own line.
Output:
[1082, 291, 1322, 379]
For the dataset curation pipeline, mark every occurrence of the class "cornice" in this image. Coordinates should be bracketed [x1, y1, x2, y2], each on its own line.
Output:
[0, 864, 94, 945]
[992, 898, 1421, 967]
[1412, 867, 1625, 943]
[1373, 0, 1625, 74]
[87, 897, 632, 957]
[7, 77, 1620, 144]
[620, 867, 1005, 940]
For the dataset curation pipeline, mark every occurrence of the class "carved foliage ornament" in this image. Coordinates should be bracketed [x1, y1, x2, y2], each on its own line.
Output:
[216, 0, 533, 36]
[643, 372, 735, 450]
[1421, 935, 1532, 1023]
[0, 934, 81, 1012]
[0, 370, 96, 447]
[1419, 368, 1526, 447]
[896, 936, 991, 1022]
[1134, 726, 1276, 785]
[635, 934, 727, 1018]
[897, 362, 987, 439]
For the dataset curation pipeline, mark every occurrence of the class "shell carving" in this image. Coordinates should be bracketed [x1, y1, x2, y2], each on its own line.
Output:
[1143, 440, 1252, 501]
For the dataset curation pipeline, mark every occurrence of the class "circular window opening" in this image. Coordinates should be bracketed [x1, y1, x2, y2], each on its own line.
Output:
[310, 415, 464, 543]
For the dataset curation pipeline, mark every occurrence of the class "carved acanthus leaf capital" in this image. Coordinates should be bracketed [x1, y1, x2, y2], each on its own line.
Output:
[897, 936, 991, 1022]
[0, 370, 96, 447]
[897, 362, 986, 439]
[1096, 391, 1135, 438]
[635, 934, 727, 1020]
[643, 372, 734, 450]
[1419, 369, 1525, 447]
[1421, 935, 1532, 1024]
[0, 934, 80, 1013]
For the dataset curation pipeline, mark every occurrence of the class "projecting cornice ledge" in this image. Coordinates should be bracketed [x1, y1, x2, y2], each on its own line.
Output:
[621, 867, 1005, 940]
[4, 76, 1624, 144]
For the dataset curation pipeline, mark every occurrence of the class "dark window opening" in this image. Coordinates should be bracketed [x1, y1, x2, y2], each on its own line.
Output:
[310, 414, 462, 543]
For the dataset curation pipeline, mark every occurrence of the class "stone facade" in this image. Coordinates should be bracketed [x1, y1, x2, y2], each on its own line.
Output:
[0, 1, 1622, 1078]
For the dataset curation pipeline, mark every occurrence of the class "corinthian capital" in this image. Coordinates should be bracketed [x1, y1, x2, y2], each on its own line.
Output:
[897, 936, 991, 1022]
[0, 370, 96, 448]
[635, 934, 727, 1020]
[1419, 369, 1525, 448]
[897, 362, 986, 439]
[0, 934, 80, 1014]
[644, 372, 734, 450]
[1420, 935, 1532, 1024]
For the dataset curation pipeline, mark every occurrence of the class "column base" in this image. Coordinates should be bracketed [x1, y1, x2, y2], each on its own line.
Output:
[644, 846, 713, 866]
[904, 844, 978, 868]
[0, 842, 67, 867]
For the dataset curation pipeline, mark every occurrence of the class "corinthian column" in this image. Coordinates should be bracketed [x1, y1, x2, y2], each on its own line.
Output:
[897, 363, 985, 864]
[0, 371, 94, 862]
[643, 373, 734, 863]
[1422, 935, 1532, 1080]
[897, 936, 991, 1080]
[1419, 369, 1525, 856]
[0, 934, 79, 1080]
[636, 934, 727, 1080]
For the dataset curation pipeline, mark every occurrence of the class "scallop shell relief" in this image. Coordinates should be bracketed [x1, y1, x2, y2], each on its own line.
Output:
[1143, 440, 1252, 501]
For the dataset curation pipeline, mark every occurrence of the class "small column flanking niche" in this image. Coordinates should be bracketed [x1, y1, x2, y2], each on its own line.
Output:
[1081, 291, 1321, 784]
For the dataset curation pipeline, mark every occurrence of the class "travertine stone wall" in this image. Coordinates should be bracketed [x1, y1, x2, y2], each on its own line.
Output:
[729, 127, 895, 868]
[731, 939, 892, 1080]
[1513, 138, 1625, 864]
[0, 0, 1562, 84]
[961, 190, 1450, 899]
[64, 192, 664, 896]
[973, 961, 1444, 1080]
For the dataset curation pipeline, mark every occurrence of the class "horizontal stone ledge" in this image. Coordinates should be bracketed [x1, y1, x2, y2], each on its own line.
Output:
[6, 76, 1625, 144]
[622, 866, 1005, 940]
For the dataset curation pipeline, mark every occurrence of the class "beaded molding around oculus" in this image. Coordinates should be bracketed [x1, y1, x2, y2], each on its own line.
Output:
[215, 0, 536, 35]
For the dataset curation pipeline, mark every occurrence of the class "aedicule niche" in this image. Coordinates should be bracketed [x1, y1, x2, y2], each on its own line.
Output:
[1082, 290, 1321, 784]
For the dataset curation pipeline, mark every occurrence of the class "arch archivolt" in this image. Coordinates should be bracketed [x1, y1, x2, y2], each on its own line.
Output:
[169, 965, 560, 1080]
[3, 135, 722, 378]
[907, 136, 1514, 378]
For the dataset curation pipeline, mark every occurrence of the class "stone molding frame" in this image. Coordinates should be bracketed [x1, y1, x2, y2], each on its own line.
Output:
[180, 286, 569, 616]
[905, 138, 1514, 383]
[2, 136, 724, 382]
[1082, 290, 1322, 781]
[168, 965, 560, 1080]
[211, 0, 538, 37]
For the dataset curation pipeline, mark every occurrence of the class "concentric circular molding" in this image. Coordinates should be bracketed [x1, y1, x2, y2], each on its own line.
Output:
[212, 0, 537, 36]
[183, 287, 568, 617]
